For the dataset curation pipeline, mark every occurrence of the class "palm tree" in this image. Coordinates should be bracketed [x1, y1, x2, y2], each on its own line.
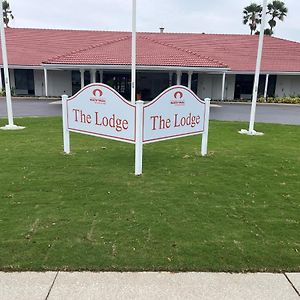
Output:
[2, 1, 14, 28]
[243, 3, 262, 35]
[267, 0, 288, 35]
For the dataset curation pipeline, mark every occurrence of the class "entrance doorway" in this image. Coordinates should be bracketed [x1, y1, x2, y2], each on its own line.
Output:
[234, 74, 277, 100]
[103, 73, 131, 100]
[14, 69, 35, 95]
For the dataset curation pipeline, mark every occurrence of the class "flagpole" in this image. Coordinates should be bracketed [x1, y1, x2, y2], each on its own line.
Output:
[239, 0, 267, 136]
[0, 6, 24, 130]
[131, 0, 136, 104]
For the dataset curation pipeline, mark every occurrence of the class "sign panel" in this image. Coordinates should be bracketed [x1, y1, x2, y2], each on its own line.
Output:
[66, 83, 136, 143]
[143, 86, 206, 143]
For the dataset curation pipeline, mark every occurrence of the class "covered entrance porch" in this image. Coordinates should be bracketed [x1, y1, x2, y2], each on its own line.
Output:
[42, 64, 228, 100]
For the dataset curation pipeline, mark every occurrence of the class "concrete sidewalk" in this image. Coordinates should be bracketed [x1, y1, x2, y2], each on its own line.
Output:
[0, 272, 299, 300]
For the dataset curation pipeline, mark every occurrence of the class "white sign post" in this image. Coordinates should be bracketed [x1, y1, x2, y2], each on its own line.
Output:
[62, 84, 210, 176]
[135, 100, 143, 175]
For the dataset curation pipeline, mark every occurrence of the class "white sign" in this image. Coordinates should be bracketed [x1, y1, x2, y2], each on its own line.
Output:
[143, 86, 206, 143]
[62, 84, 210, 176]
[64, 83, 135, 145]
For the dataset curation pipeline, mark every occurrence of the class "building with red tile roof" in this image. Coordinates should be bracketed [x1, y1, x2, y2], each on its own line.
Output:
[1, 28, 300, 100]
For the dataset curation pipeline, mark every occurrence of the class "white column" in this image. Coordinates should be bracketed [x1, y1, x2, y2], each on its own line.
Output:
[0, 68, 2, 90]
[135, 100, 144, 175]
[90, 70, 96, 83]
[188, 71, 193, 89]
[43, 68, 48, 97]
[221, 72, 226, 101]
[176, 71, 182, 85]
[9, 69, 15, 88]
[264, 74, 269, 101]
[80, 70, 85, 89]
[169, 72, 173, 87]
[99, 70, 104, 83]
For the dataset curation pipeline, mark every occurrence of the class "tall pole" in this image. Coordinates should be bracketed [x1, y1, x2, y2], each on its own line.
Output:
[240, 0, 267, 136]
[0, 8, 13, 126]
[131, 0, 137, 104]
[0, 8, 24, 130]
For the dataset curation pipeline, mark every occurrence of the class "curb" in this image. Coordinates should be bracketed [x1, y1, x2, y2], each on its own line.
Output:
[211, 101, 300, 107]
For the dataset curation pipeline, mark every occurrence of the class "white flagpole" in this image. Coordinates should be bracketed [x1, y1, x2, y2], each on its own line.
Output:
[0, 6, 24, 130]
[131, 0, 137, 104]
[239, 0, 267, 136]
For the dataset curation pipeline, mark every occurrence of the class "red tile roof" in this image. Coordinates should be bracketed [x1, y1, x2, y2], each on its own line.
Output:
[2, 28, 300, 72]
[45, 35, 227, 68]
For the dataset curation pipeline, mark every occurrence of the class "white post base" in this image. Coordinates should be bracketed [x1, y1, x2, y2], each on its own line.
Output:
[0, 124, 25, 130]
[239, 129, 264, 136]
[135, 100, 144, 176]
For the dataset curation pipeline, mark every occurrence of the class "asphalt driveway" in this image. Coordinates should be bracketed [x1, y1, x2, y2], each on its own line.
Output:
[0, 98, 299, 125]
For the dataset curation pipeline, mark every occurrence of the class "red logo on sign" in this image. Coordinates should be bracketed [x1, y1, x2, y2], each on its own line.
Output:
[174, 91, 183, 99]
[90, 88, 106, 104]
[93, 89, 103, 97]
[171, 91, 185, 106]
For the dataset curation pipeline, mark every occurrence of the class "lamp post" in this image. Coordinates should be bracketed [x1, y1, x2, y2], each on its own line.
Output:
[0, 5, 24, 130]
[239, 0, 267, 136]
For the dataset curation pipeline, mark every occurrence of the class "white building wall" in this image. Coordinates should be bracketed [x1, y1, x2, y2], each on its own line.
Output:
[275, 75, 300, 97]
[33, 69, 72, 97]
[197, 74, 213, 99]
[197, 74, 235, 100]
[47, 70, 72, 96]
[212, 75, 222, 100]
[225, 74, 236, 100]
[34, 70, 44, 96]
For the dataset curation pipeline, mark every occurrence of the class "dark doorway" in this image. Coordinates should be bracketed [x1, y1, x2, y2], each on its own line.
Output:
[84, 71, 91, 86]
[14, 69, 35, 95]
[72, 71, 81, 95]
[191, 73, 198, 95]
[234, 74, 277, 100]
[234, 75, 254, 100]
[103, 73, 131, 100]
[259, 75, 277, 98]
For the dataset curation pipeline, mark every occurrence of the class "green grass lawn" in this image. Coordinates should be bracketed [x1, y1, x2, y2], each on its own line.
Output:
[0, 117, 299, 272]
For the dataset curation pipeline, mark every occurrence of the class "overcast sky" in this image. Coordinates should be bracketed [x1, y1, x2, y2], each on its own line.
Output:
[10, 0, 300, 42]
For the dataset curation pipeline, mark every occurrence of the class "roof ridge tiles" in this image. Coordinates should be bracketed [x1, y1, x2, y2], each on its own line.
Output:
[44, 35, 131, 63]
[139, 34, 228, 68]
[7, 27, 265, 38]
[7, 27, 131, 34]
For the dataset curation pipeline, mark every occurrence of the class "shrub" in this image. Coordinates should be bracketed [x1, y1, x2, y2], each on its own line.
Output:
[258, 96, 300, 104]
